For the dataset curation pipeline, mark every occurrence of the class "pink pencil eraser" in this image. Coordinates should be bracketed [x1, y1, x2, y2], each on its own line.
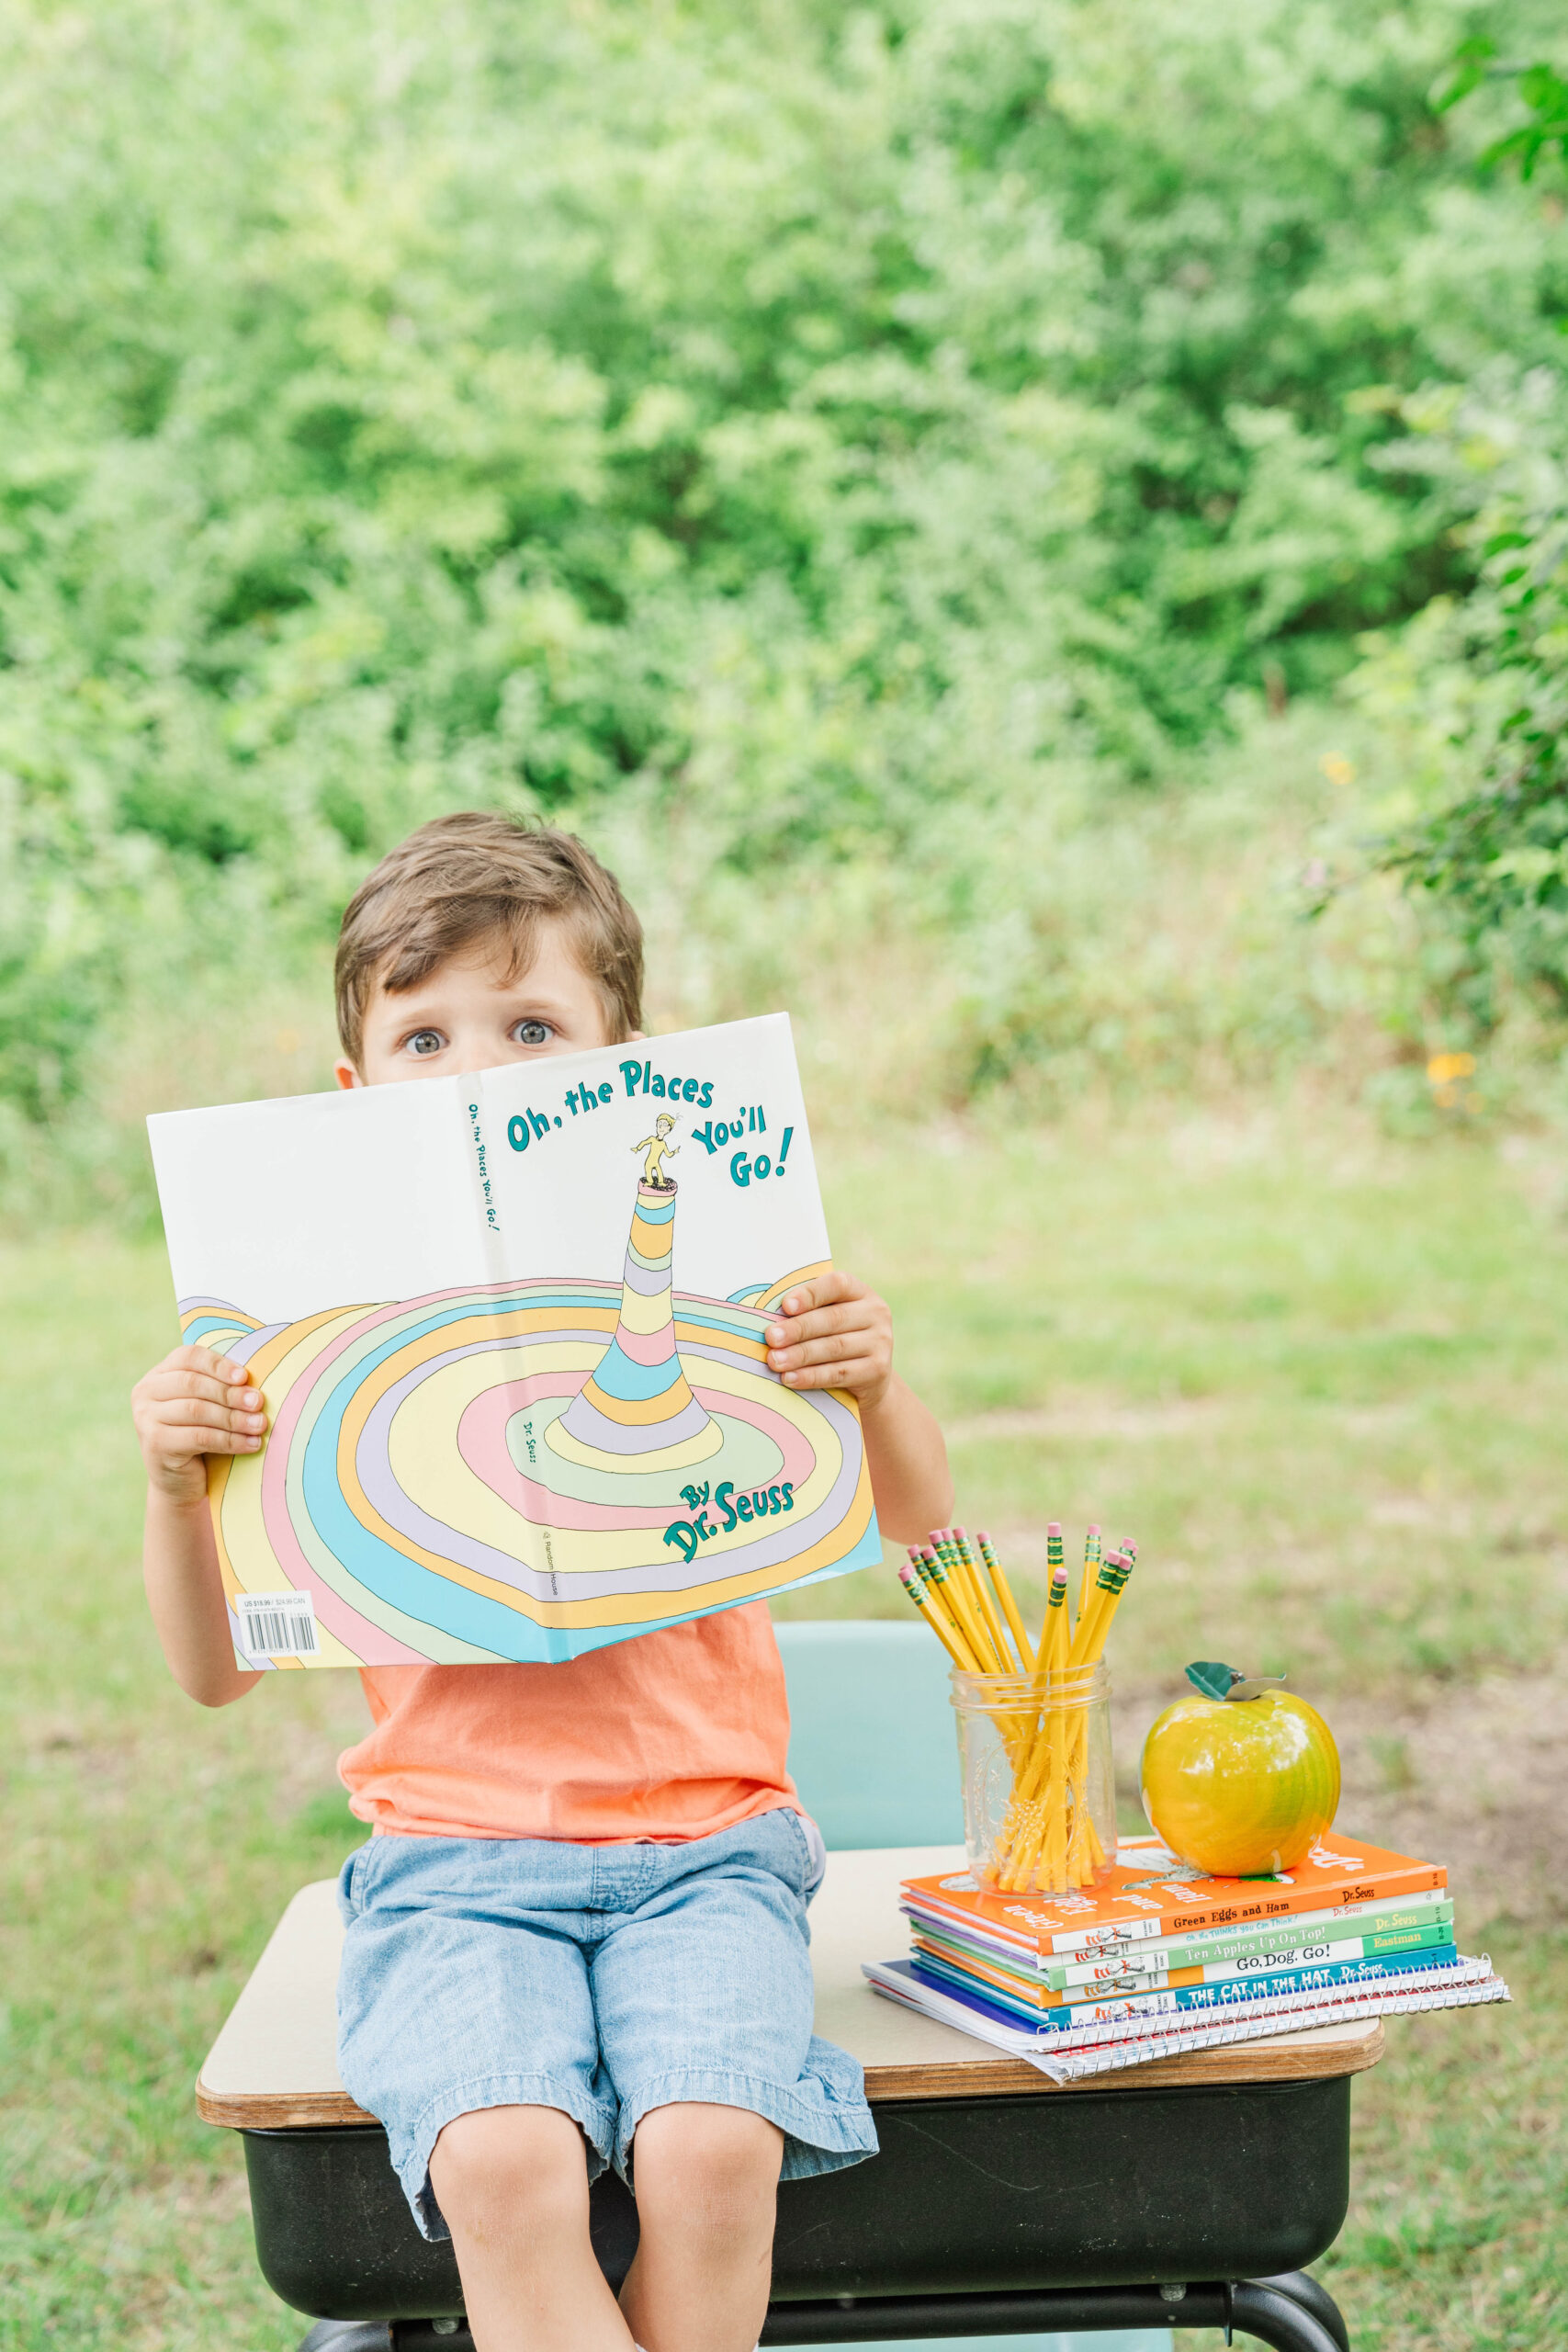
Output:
[1047, 1521, 1062, 1538]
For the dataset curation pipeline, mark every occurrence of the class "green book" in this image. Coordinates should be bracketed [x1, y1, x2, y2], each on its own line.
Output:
[912, 1917, 1457, 2007]
[911, 1901, 1454, 1999]
[1043, 1900, 1454, 1990]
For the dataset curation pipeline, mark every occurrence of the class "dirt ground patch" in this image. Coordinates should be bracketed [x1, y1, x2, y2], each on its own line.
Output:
[1113, 1655, 1568, 1931]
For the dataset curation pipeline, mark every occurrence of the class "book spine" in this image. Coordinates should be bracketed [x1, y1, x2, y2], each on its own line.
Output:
[1048, 1866, 1448, 1952]
[906, 1861, 1450, 1955]
[916, 1917, 1452, 2001]
[911, 1944, 1461, 2030]
[865, 1957, 1505, 2070]
[462, 1087, 509, 1283]
[902, 1892, 1456, 1972]
[1046, 1913, 1452, 1990]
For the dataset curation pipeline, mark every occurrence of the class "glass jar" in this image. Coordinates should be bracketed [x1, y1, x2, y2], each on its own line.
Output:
[951, 1663, 1117, 1895]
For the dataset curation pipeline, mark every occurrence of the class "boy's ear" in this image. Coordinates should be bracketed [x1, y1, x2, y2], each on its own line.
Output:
[333, 1058, 364, 1091]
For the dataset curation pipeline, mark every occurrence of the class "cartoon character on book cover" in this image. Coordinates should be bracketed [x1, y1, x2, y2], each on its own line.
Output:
[151, 1017, 881, 1670]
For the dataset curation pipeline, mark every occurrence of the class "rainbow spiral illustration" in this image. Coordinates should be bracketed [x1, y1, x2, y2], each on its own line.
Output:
[183, 1180, 879, 1668]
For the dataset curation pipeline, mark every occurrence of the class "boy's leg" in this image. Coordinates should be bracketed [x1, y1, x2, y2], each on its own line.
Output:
[617, 2101, 784, 2352]
[429, 2104, 634, 2352]
[336, 1836, 628, 2348]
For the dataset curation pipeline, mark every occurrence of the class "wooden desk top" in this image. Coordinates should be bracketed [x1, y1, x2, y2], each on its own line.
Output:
[197, 1844, 1382, 2130]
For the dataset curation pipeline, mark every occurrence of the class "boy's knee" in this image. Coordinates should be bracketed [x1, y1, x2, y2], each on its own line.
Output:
[430, 2103, 589, 2233]
[632, 2102, 784, 2232]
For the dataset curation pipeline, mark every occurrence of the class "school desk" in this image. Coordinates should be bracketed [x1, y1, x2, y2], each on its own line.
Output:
[198, 1840, 1378, 2350]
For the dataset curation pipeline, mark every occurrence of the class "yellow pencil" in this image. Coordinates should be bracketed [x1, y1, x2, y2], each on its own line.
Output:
[897, 1563, 969, 1670]
[935, 1532, 1009, 1674]
[976, 1529, 1034, 1673]
[913, 1547, 982, 1670]
[920, 1546, 989, 1672]
[1078, 1523, 1101, 1625]
[1008, 1517, 1066, 1860]
[953, 1525, 1021, 1671]
[1067, 1549, 1131, 1672]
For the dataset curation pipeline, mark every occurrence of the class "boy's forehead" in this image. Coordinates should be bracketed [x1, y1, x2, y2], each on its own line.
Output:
[371, 922, 596, 1005]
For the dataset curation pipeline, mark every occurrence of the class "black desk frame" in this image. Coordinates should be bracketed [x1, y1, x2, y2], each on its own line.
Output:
[247, 2072, 1357, 2352]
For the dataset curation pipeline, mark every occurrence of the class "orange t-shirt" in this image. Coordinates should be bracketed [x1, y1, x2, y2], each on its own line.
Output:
[337, 1600, 797, 1843]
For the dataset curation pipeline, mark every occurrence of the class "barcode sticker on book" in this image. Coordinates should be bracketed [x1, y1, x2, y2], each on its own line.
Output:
[235, 1589, 319, 1659]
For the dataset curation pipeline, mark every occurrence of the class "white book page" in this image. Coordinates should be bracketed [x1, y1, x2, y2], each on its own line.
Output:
[147, 1077, 486, 1320]
[478, 1012, 829, 1292]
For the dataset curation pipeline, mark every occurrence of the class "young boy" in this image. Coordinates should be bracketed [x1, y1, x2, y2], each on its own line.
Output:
[130, 815, 953, 2352]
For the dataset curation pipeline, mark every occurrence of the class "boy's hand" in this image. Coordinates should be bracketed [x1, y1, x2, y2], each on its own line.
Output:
[765, 1272, 893, 1409]
[131, 1345, 268, 1505]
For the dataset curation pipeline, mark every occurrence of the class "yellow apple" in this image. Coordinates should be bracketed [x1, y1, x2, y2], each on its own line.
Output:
[1140, 1688, 1340, 1877]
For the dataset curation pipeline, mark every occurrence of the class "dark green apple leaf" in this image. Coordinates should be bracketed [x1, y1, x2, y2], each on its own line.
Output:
[1185, 1661, 1240, 1701]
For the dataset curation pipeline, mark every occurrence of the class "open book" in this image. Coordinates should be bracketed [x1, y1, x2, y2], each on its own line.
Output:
[148, 1014, 880, 1669]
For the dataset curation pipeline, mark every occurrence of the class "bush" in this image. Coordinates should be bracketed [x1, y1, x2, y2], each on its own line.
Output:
[3, 0, 1566, 1179]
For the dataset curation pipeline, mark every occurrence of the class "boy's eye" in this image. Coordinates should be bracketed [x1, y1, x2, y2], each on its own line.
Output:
[405, 1029, 446, 1057]
[513, 1019, 553, 1047]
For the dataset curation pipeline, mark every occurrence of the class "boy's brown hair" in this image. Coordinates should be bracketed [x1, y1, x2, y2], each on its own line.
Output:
[334, 814, 644, 1068]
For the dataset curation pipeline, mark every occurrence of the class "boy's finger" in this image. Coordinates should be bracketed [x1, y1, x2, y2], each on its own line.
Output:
[767, 1304, 883, 1351]
[159, 1398, 267, 1436]
[766, 1298, 867, 1340]
[147, 1372, 263, 1411]
[776, 1272, 857, 1317]
[771, 1331, 869, 1371]
[174, 1428, 265, 1453]
[782, 1354, 880, 1391]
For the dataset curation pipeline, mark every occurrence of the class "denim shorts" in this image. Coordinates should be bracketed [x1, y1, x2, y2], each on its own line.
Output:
[335, 1807, 878, 2241]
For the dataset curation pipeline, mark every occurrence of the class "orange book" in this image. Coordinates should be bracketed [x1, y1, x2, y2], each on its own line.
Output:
[904, 1833, 1447, 1957]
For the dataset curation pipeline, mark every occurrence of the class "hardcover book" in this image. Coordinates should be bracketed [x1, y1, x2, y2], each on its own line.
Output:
[908, 1939, 1460, 2023]
[902, 1893, 1455, 1986]
[148, 1014, 880, 1670]
[902, 1833, 1448, 1953]
[909, 1916, 1454, 2004]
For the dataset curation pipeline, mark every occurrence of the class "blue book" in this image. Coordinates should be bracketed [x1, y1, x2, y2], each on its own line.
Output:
[909, 1943, 1461, 2034]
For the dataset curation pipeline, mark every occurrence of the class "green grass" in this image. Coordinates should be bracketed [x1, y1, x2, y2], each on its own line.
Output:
[4, 1109, 1565, 2347]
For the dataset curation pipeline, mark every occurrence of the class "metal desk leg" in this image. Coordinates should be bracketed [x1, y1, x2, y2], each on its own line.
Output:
[298, 2275, 1352, 2352]
[1253, 2273, 1350, 2352]
[1225, 2279, 1346, 2352]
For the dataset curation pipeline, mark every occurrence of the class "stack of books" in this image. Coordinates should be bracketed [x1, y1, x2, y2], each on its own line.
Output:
[863, 1832, 1507, 2083]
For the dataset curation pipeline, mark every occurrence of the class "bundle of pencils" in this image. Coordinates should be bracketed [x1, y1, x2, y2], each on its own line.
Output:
[897, 1522, 1136, 1894]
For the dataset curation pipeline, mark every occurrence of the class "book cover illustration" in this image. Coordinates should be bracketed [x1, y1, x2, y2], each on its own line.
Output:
[148, 1014, 880, 1670]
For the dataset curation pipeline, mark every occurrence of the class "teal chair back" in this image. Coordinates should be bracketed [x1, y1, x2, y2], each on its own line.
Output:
[773, 1620, 964, 1847]
[773, 1618, 1168, 2352]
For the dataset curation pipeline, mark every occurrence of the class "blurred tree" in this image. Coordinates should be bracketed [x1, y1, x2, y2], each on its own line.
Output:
[1, 0, 1564, 1127]
[1363, 43, 1568, 1029]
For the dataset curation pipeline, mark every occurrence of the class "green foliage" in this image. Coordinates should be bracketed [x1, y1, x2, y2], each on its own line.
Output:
[3, 0, 1567, 1155]
[1438, 39, 1568, 180]
[1356, 379, 1568, 1028]
[1353, 49, 1568, 1031]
